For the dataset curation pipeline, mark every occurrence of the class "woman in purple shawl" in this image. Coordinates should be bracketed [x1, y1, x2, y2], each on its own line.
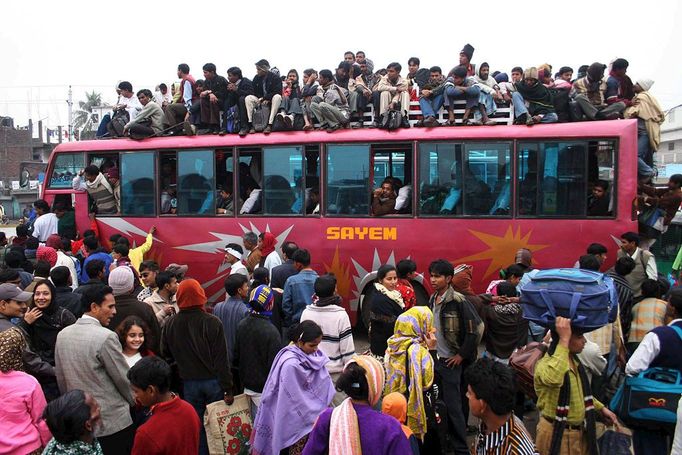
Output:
[251, 321, 335, 455]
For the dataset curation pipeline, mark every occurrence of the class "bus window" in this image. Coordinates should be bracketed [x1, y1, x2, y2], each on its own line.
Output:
[177, 150, 215, 216]
[326, 144, 370, 215]
[372, 144, 412, 216]
[237, 149, 262, 215]
[216, 149, 235, 216]
[160, 153, 177, 215]
[517, 141, 587, 217]
[304, 145, 320, 216]
[263, 146, 302, 215]
[463, 143, 511, 216]
[587, 140, 616, 217]
[120, 152, 155, 216]
[418, 142, 463, 216]
[49, 153, 84, 189]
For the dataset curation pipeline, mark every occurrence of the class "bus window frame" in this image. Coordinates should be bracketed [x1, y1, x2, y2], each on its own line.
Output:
[323, 142, 373, 218]
[174, 148, 218, 217]
[214, 147, 236, 218]
[370, 142, 414, 218]
[119, 150, 157, 217]
[416, 140, 514, 219]
[513, 137, 619, 220]
[47, 152, 85, 190]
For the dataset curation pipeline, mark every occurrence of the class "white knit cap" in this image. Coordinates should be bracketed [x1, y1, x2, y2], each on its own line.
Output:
[636, 78, 654, 91]
[108, 266, 134, 296]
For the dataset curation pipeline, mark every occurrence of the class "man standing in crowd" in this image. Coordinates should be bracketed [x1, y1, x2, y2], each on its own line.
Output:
[224, 243, 248, 276]
[213, 273, 250, 366]
[80, 237, 113, 283]
[31, 199, 59, 242]
[243, 232, 261, 273]
[617, 231, 657, 297]
[161, 279, 233, 455]
[55, 286, 136, 455]
[137, 260, 160, 301]
[282, 249, 318, 332]
[143, 271, 179, 328]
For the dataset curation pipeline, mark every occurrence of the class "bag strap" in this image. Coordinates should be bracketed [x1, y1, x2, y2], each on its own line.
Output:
[671, 324, 682, 341]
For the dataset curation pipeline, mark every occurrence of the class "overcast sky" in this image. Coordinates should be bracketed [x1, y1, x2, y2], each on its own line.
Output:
[2, 0, 681, 131]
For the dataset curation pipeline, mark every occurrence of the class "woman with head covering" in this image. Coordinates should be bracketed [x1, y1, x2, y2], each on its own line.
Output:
[303, 355, 413, 455]
[384, 307, 436, 441]
[251, 320, 335, 455]
[368, 264, 405, 359]
[382, 392, 420, 455]
[258, 232, 282, 271]
[18, 279, 76, 400]
[0, 327, 52, 454]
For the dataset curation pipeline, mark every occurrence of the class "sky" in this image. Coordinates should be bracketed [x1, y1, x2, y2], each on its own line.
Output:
[2, 0, 681, 133]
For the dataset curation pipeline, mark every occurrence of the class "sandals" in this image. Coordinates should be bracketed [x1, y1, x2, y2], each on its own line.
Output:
[484, 119, 497, 126]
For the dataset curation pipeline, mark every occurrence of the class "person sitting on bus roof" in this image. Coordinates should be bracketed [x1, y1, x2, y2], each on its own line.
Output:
[300, 69, 319, 132]
[606, 58, 635, 107]
[470, 62, 502, 126]
[554, 66, 573, 89]
[587, 180, 611, 217]
[244, 59, 283, 135]
[153, 83, 172, 108]
[114, 81, 143, 121]
[624, 78, 663, 182]
[570, 62, 626, 121]
[444, 65, 480, 126]
[163, 63, 198, 136]
[417, 66, 447, 128]
[198, 63, 229, 134]
[511, 67, 558, 126]
[335, 61, 351, 94]
[72, 165, 118, 215]
[374, 62, 411, 129]
[459, 43, 476, 77]
[123, 89, 164, 139]
[310, 69, 350, 133]
[372, 178, 397, 216]
[224, 67, 254, 137]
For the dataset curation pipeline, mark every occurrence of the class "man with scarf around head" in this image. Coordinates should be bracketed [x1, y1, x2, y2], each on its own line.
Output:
[624, 78, 664, 181]
[534, 317, 617, 455]
[512, 67, 559, 125]
[570, 62, 626, 121]
[72, 165, 118, 215]
[300, 274, 355, 405]
[234, 285, 282, 418]
[160, 279, 233, 455]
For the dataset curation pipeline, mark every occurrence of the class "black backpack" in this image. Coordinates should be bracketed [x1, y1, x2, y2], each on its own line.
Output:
[379, 103, 403, 130]
[252, 104, 270, 132]
[107, 109, 130, 137]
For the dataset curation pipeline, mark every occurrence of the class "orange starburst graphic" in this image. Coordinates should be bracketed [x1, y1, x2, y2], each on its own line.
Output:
[324, 247, 353, 299]
[454, 226, 549, 280]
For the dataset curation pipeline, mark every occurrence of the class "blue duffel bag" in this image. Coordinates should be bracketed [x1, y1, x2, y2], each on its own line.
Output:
[519, 268, 617, 332]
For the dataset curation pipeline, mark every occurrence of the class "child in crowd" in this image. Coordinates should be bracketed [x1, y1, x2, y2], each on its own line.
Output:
[116, 316, 153, 368]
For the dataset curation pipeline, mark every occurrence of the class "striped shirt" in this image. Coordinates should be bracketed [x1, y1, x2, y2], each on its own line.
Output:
[300, 304, 355, 373]
[474, 415, 538, 455]
[629, 297, 668, 343]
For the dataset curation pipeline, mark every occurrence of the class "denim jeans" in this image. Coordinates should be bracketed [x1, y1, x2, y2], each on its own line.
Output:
[184, 378, 224, 455]
[435, 359, 469, 455]
[637, 119, 655, 178]
[444, 85, 480, 110]
[512, 92, 559, 123]
[419, 93, 444, 117]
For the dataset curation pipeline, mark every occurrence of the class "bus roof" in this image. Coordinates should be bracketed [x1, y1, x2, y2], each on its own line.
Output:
[51, 119, 637, 154]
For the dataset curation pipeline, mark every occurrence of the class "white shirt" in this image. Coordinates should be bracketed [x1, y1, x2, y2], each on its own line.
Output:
[124, 352, 142, 368]
[263, 251, 283, 277]
[631, 247, 658, 280]
[55, 251, 79, 290]
[118, 94, 142, 120]
[626, 319, 682, 376]
[32, 213, 59, 242]
[229, 261, 248, 277]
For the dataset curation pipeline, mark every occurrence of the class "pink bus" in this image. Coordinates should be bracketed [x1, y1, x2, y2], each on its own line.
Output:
[43, 120, 638, 326]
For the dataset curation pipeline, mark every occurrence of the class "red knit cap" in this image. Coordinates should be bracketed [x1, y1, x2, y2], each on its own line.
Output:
[176, 278, 206, 310]
[37, 246, 58, 267]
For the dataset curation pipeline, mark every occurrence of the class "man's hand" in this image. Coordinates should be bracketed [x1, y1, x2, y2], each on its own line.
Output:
[600, 407, 618, 426]
[224, 393, 234, 405]
[209, 93, 218, 104]
[227, 83, 236, 91]
[164, 306, 176, 315]
[424, 330, 437, 350]
[149, 226, 157, 235]
[373, 188, 383, 197]
[555, 316, 572, 347]
[422, 89, 432, 98]
[446, 354, 463, 367]
[24, 308, 43, 324]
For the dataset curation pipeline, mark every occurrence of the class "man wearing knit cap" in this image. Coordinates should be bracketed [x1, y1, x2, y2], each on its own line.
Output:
[107, 266, 160, 353]
[625, 78, 664, 181]
[511, 67, 558, 125]
[244, 59, 283, 135]
[570, 62, 626, 121]
[459, 43, 476, 77]
[161, 278, 233, 455]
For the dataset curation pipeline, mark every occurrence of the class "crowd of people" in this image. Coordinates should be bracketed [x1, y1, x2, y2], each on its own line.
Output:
[3, 189, 682, 455]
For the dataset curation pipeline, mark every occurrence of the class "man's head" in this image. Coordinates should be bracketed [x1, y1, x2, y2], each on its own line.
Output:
[558, 66, 573, 82]
[587, 62, 607, 82]
[641, 279, 663, 299]
[465, 358, 516, 420]
[668, 174, 682, 191]
[0, 283, 32, 318]
[84, 285, 116, 326]
[0, 232, 6, 247]
[523, 67, 539, 86]
[109, 267, 135, 297]
[139, 260, 160, 288]
[318, 69, 334, 85]
[16, 224, 29, 238]
[592, 180, 609, 200]
[242, 232, 258, 251]
[510, 66, 523, 82]
[83, 236, 99, 253]
[50, 266, 72, 288]
[159, 83, 168, 94]
[314, 274, 337, 299]
[42, 390, 101, 445]
[611, 58, 629, 77]
[112, 244, 129, 261]
[3, 251, 23, 270]
[451, 65, 468, 85]
[386, 62, 402, 82]
[202, 62, 217, 80]
[33, 199, 50, 216]
[503, 264, 526, 286]
[586, 243, 608, 264]
[578, 254, 601, 271]
[355, 51, 366, 63]
[155, 271, 178, 296]
[177, 63, 190, 78]
[344, 51, 355, 63]
[302, 68, 317, 84]
[117, 81, 133, 97]
[218, 187, 232, 201]
[429, 66, 443, 80]
[668, 289, 682, 322]
[478, 62, 490, 80]
[336, 62, 351, 79]
[85, 259, 105, 281]
[429, 259, 454, 292]
[459, 43, 474, 65]
[224, 273, 249, 299]
[396, 259, 417, 280]
[407, 57, 420, 75]
[83, 165, 100, 183]
[620, 231, 640, 255]
[128, 357, 172, 408]
[614, 256, 636, 277]
[136, 89, 153, 106]
[379, 179, 394, 198]
[224, 243, 243, 264]
[255, 59, 270, 77]
[634, 78, 654, 93]
[281, 241, 298, 261]
[292, 248, 311, 271]
[227, 66, 242, 83]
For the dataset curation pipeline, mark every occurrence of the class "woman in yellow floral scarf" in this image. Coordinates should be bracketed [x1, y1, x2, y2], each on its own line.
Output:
[384, 306, 436, 440]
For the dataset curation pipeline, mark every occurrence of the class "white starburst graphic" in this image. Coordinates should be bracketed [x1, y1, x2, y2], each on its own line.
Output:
[349, 249, 397, 311]
[96, 217, 163, 244]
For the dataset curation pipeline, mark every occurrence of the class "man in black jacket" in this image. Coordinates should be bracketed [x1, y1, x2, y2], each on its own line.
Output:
[225, 67, 255, 137]
[244, 59, 283, 135]
[199, 63, 229, 133]
[269, 241, 299, 332]
[50, 266, 83, 318]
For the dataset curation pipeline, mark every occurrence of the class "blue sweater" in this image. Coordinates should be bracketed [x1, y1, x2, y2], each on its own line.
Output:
[282, 270, 318, 326]
[80, 251, 113, 284]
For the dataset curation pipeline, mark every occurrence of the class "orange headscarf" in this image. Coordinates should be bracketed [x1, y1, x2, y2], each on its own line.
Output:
[381, 392, 413, 439]
[176, 278, 206, 310]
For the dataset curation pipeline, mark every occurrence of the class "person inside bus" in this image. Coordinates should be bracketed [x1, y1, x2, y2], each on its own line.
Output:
[372, 178, 397, 216]
[511, 67, 559, 125]
[160, 184, 177, 214]
[72, 165, 118, 215]
[306, 188, 320, 215]
[570, 62, 626, 121]
[216, 184, 240, 216]
[587, 180, 611, 216]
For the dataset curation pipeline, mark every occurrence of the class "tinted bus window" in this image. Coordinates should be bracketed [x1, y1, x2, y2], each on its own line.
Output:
[464, 143, 511, 216]
[372, 144, 412, 216]
[263, 146, 302, 215]
[49, 153, 84, 188]
[237, 149, 262, 215]
[177, 150, 215, 215]
[120, 152, 155, 216]
[326, 144, 370, 215]
[303, 145, 320, 216]
[419, 143, 462, 215]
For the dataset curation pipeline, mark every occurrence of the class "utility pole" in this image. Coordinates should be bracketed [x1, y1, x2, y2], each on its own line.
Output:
[67, 85, 73, 142]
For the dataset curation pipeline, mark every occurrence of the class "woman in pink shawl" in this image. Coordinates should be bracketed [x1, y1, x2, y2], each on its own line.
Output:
[251, 320, 335, 455]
